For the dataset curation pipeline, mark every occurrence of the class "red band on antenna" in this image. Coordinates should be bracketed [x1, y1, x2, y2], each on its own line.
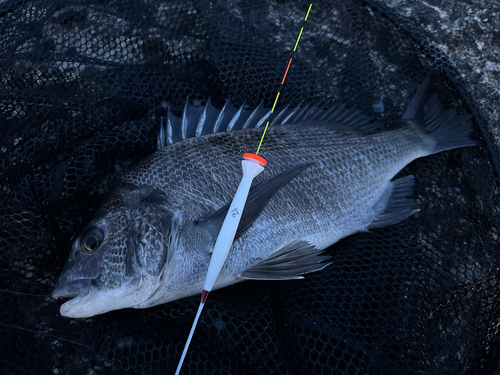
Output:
[282, 58, 293, 85]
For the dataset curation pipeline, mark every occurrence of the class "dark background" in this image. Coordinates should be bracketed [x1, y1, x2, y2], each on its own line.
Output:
[1, 0, 499, 374]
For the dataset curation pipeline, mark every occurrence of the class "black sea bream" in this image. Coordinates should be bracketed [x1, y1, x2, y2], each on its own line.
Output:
[52, 76, 477, 318]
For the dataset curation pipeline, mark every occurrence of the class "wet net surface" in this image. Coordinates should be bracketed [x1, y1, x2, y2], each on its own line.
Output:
[1, 0, 499, 374]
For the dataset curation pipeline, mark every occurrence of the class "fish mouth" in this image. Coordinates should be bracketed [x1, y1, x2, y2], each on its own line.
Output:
[52, 279, 147, 318]
[52, 279, 92, 300]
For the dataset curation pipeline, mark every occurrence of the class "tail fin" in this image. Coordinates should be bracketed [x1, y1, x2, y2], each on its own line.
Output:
[402, 75, 478, 155]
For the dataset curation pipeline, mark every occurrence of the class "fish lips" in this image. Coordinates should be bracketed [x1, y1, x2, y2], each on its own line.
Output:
[52, 279, 92, 300]
[52, 276, 153, 318]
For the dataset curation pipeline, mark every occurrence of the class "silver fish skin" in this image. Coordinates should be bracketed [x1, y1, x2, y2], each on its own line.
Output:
[52, 77, 477, 318]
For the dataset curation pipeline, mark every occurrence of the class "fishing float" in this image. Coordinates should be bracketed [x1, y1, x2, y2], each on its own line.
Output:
[174, 153, 266, 375]
[175, 4, 312, 374]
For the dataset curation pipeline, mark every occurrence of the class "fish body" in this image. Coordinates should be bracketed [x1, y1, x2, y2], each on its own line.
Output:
[52, 77, 477, 318]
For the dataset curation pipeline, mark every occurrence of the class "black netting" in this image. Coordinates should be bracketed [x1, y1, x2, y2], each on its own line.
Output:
[1, 0, 499, 374]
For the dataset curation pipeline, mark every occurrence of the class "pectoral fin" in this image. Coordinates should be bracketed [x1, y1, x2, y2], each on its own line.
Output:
[234, 163, 314, 239]
[239, 240, 331, 280]
[198, 163, 314, 245]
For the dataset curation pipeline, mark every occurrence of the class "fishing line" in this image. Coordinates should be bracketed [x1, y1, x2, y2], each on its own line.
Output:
[175, 4, 313, 374]
[255, 3, 312, 155]
[0, 288, 49, 297]
[0, 322, 91, 348]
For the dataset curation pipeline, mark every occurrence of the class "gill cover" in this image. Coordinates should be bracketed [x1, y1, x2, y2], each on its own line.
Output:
[126, 185, 180, 278]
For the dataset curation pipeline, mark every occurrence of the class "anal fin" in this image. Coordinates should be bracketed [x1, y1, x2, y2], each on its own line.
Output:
[239, 240, 331, 280]
[369, 175, 419, 229]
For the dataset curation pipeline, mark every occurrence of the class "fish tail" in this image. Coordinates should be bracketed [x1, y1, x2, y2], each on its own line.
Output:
[402, 75, 478, 155]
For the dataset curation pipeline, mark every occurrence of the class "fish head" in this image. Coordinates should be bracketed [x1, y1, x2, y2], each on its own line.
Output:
[52, 184, 180, 318]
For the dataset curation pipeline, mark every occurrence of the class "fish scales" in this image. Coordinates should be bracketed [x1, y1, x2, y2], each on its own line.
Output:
[120, 126, 426, 290]
[124, 125, 427, 220]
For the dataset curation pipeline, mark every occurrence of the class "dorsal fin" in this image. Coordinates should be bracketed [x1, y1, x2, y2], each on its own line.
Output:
[157, 99, 381, 149]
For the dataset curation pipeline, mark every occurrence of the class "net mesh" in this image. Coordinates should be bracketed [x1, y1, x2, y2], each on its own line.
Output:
[1, 0, 499, 374]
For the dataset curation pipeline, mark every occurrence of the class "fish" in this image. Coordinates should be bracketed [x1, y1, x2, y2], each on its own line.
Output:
[52, 76, 477, 318]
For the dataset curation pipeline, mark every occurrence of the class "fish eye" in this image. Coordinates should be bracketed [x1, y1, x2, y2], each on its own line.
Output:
[80, 228, 104, 253]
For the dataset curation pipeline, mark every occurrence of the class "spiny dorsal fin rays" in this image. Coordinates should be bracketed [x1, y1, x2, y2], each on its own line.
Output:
[242, 102, 265, 129]
[195, 98, 210, 137]
[181, 98, 189, 141]
[283, 103, 310, 124]
[317, 103, 346, 122]
[335, 105, 359, 124]
[278, 100, 305, 125]
[166, 108, 176, 144]
[269, 103, 291, 127]
[157, 98, 381, 149]
[254, 107, 272, 128]
[157, 116, 166, 150]
[213, 100, 229, 133]
[227, 103, 245, 131]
